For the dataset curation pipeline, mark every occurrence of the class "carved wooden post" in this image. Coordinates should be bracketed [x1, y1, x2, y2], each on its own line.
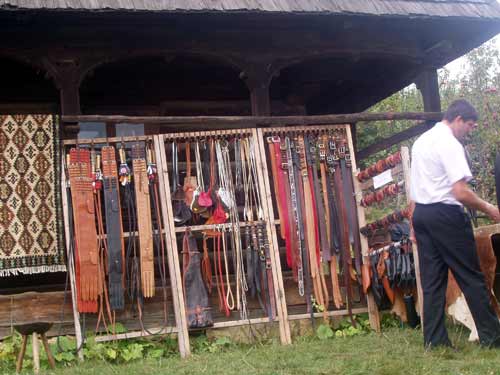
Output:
[41, 57, 89, 360]
[415, 69, 441, 113]
[42, 58, 89, 138]
[242, 65, 273, 116]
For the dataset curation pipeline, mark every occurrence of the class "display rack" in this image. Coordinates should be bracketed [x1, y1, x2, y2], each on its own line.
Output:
[156, 129, 292, 346]
[257, 125, 377, 331]
[61, 136, 189, 357]
[357, 146, 423, 325]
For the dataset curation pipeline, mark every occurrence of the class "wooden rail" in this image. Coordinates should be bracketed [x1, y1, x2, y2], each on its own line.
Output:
[62, 112, 442, 127]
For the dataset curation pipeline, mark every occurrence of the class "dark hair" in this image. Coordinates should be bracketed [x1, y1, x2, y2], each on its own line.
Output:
[443, 99, 479, 122]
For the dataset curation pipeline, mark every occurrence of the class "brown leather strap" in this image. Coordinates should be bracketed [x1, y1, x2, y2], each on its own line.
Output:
[183, 142, 196, 207]
[297, 136, 327, 320]
[332, 141, 355, 325]
[132, 144, 155, 298]
[68, 148, 99, 313]
[267, 137, 285, 240]
[201, 236, 213, 293]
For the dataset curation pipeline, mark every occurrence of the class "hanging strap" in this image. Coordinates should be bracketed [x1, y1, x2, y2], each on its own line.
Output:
[270, 137, 293, 268]
[68, 148, 99, 313]
[332, 138, 356, 326]
[101, 146, 125, 311]
[339, 138, 363, 283]
[267, 137, 286, 240]
[285, 137, 304, 296]
[132, 143, 155, 298]
[280, 138, 299, 280]
[304, 135, 329, 316]
[325, 137, 344, 308]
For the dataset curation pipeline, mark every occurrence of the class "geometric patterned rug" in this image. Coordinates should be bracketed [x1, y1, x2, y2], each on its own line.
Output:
[0, 114, 66, 276]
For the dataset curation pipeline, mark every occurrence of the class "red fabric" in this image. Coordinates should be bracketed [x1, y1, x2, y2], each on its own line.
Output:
[273, 142, 293, 269]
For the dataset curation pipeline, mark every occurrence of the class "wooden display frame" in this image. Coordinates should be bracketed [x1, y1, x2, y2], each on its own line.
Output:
[61, 137, 190, 358]
[357, 146, 423, 326]
[156, 129, 292, 346]
[256, 125, 376, 331]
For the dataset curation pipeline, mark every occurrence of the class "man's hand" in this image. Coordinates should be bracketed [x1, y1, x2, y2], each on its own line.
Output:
[483, 202, 500, 223]
[452, 180, 500, 222]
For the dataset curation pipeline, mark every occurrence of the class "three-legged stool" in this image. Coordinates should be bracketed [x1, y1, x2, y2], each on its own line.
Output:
[14, 322, 55, 374]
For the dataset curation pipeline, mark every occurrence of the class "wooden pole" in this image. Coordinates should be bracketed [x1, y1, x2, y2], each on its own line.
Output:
[62, 112, 443, 127]
[346, 125, 381, 332]
[15, 335, 28, 374]
[357, 120, 434, 161]
[60, 155, 84, 361]
[41, 333, 56, 370]
[153, 135, 191, 358]
[253, 128, 292, 345]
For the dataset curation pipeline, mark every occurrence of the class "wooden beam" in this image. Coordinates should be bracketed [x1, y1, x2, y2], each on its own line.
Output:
[62, 112, 442, 127]
[357, 120, 434, 161]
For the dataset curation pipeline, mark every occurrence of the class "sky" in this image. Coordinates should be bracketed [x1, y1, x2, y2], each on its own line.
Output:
[444, 35, 500, 78]
[444, 0, 500, 78]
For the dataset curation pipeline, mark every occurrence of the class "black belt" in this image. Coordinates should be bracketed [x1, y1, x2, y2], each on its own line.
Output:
[332, 146, 355, 325]
[339, 143, 362, 284]
[102, 146, 125, 311]
[291, 138, 313, 312]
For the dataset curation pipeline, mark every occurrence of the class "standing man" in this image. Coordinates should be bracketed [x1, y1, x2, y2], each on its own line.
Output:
[411, 99, 500, 348]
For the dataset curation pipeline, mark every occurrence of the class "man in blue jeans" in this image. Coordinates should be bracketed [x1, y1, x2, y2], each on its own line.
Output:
[410, 99, 500, 348]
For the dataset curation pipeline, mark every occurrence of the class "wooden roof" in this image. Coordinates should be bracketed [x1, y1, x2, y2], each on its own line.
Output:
[1, 0, 500, 19]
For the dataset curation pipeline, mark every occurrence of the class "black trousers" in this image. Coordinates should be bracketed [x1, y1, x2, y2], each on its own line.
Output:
[413, 202, 500, 348]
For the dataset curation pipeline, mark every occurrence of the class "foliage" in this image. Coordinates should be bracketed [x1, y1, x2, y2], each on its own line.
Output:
[4, 324, 499, 375]
[316, 315, 371, 340]
[0, 331, 180, 373]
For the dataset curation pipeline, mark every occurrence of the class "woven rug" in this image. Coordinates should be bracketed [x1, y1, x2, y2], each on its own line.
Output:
[0, 114, 65, 276]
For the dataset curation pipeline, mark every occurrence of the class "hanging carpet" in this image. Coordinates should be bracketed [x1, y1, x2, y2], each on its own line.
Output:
[0, 114, 65, 276]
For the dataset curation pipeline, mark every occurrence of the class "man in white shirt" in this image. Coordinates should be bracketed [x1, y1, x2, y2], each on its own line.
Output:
[411, 99, 500, 348]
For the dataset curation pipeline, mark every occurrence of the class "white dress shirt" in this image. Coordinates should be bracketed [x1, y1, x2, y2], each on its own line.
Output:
[410, 122, 472, 205]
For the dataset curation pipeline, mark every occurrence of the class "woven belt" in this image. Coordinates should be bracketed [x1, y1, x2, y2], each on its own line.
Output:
[132, 143, 155, 298]
[68, 148, 99, 313]
[101, 146, 125, 311]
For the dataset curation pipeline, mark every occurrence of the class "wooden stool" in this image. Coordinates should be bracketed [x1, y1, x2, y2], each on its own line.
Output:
[14, 323, 56, 374]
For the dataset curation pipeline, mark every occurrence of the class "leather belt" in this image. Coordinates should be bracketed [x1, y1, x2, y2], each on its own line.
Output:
[285, 137, 304, 295]
[267, 137, 286, 241]
[280, 138, 299, 280]
[68, 148, 99, 313]
[268, 136, 293, 269]
[132, 143, 155, 298]
[322, 135, 343, 309]
[297, 135, 328, 320]
[258, 223, 276, 320]
[102, 146, 125, 311]
[332, 140, 356, 325]
[339, 138, 362, 284]
[290, 140, 312, 310]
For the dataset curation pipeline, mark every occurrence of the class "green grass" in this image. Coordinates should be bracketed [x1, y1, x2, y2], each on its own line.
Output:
[3, 324, 500, 375]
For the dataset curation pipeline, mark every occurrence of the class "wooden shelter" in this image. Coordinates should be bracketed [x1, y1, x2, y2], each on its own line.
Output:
[1, 0, 500, 352]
